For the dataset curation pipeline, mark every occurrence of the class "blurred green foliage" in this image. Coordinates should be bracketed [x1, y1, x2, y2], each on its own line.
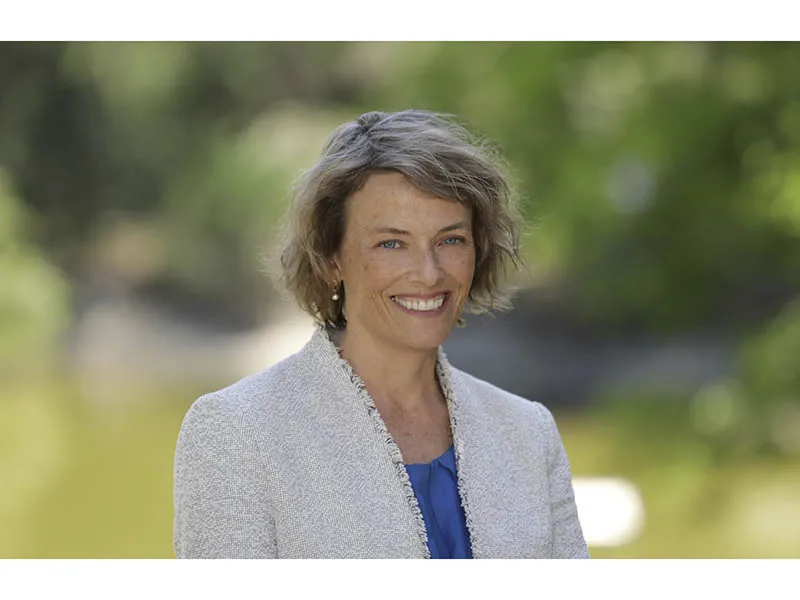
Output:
[0, 170, 69, 364]
[374, 43, 800, 331]
[1, 42, 799, 557]
[2, 42, 799, 329]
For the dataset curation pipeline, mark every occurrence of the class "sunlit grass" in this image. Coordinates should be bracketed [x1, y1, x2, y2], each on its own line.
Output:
[1, 378, 798, 558]
[1, 378, 201, 558]
[557, 410, 800, 558]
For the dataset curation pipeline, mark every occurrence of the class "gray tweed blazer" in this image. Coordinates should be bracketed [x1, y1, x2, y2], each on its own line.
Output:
[173, 326, 589, 559]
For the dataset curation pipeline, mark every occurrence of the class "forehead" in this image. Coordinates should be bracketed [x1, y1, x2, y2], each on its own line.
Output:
[346, 172, 470, 228]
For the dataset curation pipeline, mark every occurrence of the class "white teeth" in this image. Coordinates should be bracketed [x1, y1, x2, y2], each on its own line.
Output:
[392, 295, 446, 312]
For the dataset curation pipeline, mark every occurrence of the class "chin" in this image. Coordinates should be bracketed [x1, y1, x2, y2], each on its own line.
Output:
[389, 323, 455, 351]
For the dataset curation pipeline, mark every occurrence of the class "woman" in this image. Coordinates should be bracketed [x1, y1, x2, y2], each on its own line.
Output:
[173, 109, 589, 559]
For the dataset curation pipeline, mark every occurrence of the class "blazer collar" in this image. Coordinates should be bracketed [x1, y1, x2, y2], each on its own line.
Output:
[307, 325, 486, 558]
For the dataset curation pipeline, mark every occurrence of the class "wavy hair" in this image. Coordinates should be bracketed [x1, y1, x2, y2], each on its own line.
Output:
[276, 109, 523, 328]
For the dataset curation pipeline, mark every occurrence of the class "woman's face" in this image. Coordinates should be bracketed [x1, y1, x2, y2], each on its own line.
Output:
[334, 172, 475, 352]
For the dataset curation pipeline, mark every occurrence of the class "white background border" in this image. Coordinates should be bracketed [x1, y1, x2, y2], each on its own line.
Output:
[1, 1, 799, 41]
[2, 559, 798, 599]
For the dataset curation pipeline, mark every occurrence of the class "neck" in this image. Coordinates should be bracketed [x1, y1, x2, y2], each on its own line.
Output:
[333, 324, 443, 414]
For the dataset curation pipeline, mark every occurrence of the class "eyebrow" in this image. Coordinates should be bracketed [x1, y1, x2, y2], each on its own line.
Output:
[373, 221, 470, 236]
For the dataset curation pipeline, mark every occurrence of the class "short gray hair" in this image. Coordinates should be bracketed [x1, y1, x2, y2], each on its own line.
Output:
[277, 109, 523, 328]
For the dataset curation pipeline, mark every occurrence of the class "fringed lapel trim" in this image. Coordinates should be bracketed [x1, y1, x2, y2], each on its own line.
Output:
[317, 326, 431, 559]
[436, 347, 480, 558]
[315, 325, 480, 560]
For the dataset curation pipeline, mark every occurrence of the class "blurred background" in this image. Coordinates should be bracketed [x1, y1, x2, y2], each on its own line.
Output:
[1, 41, 799, 558]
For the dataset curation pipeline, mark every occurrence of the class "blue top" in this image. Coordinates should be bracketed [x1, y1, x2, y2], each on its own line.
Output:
[404, 445, 473, 559]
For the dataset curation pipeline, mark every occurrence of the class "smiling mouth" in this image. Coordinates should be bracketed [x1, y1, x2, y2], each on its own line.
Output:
[390, 293, 448, 312]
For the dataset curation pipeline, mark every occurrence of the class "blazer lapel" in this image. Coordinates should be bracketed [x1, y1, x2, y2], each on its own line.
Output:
[439, 351, 553, 558]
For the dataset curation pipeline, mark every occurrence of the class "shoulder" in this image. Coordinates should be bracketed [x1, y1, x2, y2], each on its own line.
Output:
[178, 348, 314, 442]
[447, 363, 560, 436]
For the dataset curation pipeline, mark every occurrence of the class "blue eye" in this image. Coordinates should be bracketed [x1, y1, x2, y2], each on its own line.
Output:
[379, 240, 401, 249]
[442, 236, 465, 245]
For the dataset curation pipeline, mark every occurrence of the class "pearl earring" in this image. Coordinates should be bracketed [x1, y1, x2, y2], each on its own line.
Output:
[331, 282, 340, 301]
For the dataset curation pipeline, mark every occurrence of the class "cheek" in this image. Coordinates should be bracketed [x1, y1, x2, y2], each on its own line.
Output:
[344, 251, 401, 300]
[362, 254, 394, 286]
[363, 258, 401, 322]
[445, 249, 476, 290]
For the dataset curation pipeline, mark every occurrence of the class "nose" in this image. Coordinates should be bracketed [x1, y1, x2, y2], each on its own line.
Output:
[409, 247, 444, 287]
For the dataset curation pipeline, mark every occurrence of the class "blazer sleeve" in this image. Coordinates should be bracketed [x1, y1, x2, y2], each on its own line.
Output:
[539, 404, 590, 558]
[173, 394, 277, 558]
